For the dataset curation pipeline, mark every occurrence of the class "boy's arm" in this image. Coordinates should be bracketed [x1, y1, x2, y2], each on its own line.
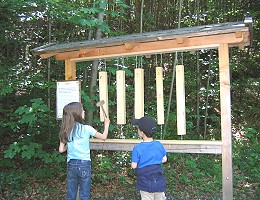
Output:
[131, 162, 137, 169]
[162, 155, 167, 163]
[59, 142, 67, 153]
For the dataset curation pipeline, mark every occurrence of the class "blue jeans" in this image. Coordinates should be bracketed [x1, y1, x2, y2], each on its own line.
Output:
[66, 159, 91, 200]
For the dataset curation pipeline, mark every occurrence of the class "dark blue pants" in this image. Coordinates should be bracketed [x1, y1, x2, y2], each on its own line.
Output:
[66, 159, 91, 200]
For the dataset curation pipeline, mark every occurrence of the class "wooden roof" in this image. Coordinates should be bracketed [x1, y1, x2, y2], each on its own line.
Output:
[31, 20, 252, 62]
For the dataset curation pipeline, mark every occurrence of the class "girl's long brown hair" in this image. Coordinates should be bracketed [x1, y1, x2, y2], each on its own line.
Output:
[59, 102, 85, 143]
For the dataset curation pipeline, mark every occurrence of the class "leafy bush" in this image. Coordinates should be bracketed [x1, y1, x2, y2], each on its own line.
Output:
[0, 98, 66, 198]
[233, 127, 260, 197]
[0, 171, 30, 197]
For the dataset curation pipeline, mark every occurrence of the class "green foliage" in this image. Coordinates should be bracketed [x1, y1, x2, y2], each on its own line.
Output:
[234, 127, 260, 183]
[233, 127, 260, 198]
[91, 151, 132, 186]
[4, 141, 65, 164]
[92, 151, 116, 184]
[163, 153, 222, 198]
[0, 171, 30, 197]
[1, 96, 65, 197]
[15, 98, 49, 126]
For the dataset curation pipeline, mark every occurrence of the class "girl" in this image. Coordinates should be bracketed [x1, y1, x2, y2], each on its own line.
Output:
[59, 102, 110, 200]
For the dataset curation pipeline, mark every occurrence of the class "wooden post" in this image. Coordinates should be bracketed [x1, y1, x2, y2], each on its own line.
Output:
[156, 67, 164, 124]
[99, 71, 109, 121]
[134, 68, 144, 119]
[218, 43, 233, 200]
[176, 65, 186, 135]
[116, 70, 126, 124]
[65, 60, 76, 80]
[65, 59, 79, 200]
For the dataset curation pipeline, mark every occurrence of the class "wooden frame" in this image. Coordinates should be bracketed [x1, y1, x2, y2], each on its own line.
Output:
[32, 20, 253, 200]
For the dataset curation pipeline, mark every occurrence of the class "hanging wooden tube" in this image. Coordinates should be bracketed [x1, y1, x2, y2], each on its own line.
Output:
[176, 65, 186, 135]
[156, 67, 164, 125]
[134, 68, 144, 119]
[98, 71, 109, 121]
[116, 70, 126, 124]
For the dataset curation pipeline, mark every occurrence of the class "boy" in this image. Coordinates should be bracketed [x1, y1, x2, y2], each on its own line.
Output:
[131, 116, 167, 200]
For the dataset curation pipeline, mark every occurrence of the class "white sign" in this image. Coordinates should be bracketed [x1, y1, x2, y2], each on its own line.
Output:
[56, 80, 81, 119]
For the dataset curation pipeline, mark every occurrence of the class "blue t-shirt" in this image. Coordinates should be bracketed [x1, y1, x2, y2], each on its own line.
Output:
[131, 140, 167, 169]
[67, 124, 97, 162]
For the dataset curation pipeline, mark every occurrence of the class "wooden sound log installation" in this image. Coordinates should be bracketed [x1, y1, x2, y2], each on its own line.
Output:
[176, 65, 186, 135]
[156, 67, 164, 125]
[98, 71, 109, 121]
[33, 21, 253, 200]
[134, 68, 144, 119]
[116, 70, 126, 124]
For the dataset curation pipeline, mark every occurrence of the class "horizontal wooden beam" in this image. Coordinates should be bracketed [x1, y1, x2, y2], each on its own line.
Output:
[90, 139, 222, 154]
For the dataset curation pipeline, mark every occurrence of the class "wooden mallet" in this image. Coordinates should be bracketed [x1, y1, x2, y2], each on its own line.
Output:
[96, 100, 107, 118]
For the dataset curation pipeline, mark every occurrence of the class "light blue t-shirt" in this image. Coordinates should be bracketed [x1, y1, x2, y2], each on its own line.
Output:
[131, 140, 167, 169]
[67, 124, 97, 162]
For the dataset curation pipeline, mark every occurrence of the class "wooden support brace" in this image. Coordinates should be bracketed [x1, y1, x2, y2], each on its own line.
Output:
[176, 65, 186, 135]
[99, 71, 109, 121]
[65, 60, 76, 80]
[156, 67, 164, 125]
[238, 43, 245, 50]
[116, 70, 126, 124]
[134, 68, 144, 119]
[235, 32, 245, 50]
[235, 31, 243, 38]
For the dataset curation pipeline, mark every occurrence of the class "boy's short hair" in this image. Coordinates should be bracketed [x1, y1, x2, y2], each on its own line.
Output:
[132, 116, 157, 137]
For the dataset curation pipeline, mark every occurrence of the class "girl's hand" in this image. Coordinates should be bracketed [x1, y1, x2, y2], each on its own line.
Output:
[94, 116, 110, 140]
[104, 116, 110, 126]
[59, 142, 67, 153]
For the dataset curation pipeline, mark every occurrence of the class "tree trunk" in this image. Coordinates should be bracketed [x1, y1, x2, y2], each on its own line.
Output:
[86, 1, 106, 125]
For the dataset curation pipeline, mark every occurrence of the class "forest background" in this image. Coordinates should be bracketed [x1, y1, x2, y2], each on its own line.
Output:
[0, 0, 259, 199]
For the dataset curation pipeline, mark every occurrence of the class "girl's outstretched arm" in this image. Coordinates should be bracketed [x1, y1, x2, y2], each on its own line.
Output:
[59, 142, 68, 153]
[94, 117, 110, 140]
